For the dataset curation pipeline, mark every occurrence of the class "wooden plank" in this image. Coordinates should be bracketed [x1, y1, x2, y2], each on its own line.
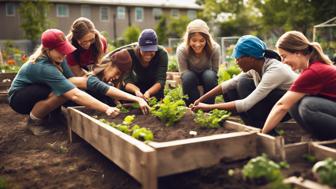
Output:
[225, 120, 260, 132]
[67, 107, 157, 189]
[257, 133, 285, 161]
[148, 132, 257, 176]
[284, 142, 308, 162]
[284, 176, 331, 189]
[309, 141, 336, 160]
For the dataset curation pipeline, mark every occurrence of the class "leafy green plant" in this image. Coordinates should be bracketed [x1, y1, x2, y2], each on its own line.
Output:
[303, 154, 318, 164]
[147, 97, 158, 107]
[168, 56, 179, 72]
[194, 109, 231, 128]
[151, 95, 186, 126]
[226, 65, 241, 78]
[312, 158, 336, 187]
[242, 154, 282, 183]
[99, 115, 153, 141]
[164, 86, 187, 101]
[116, 104, 129, 114]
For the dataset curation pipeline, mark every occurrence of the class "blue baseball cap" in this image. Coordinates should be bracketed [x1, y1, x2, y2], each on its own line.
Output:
[138, 29, 158, 52]
[232, 35, 267, 59]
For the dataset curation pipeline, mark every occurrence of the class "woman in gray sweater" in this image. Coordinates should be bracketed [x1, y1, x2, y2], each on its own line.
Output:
[192, 35, 298, 129]
[176, 19, 220, 105]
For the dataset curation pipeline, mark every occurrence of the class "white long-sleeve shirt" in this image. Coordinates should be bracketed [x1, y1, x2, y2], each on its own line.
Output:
[221, 58, 298, 112]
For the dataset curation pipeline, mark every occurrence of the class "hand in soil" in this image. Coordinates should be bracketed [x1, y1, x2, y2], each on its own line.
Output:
[105, 107, 120, 117]
[137, 98, 150, 115]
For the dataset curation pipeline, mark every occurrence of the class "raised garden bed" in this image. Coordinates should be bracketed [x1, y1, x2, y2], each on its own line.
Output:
[257, 122, 315, 161]
[309, 140, 336, 160]
[0, 72, 16, 93]
[67, 107, 259, 189]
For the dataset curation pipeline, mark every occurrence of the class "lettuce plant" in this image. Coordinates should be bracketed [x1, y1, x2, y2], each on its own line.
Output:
[194, 109, 230, 128]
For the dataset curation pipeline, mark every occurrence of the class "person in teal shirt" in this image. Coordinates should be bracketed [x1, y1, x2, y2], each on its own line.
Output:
[9, 29, 149, 136]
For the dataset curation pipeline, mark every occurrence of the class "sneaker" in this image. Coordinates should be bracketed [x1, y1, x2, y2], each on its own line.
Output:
[26, 118, 51, 136]
[48, 108, 68, 127]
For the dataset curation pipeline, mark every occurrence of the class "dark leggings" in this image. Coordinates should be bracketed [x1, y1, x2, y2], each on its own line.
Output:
[181, 69, 218, 105]
[224, 77, 291, 129]
[9, 84, 51, 114]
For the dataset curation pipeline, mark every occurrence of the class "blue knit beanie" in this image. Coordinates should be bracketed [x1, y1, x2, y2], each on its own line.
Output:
[232, 35, 267, 59]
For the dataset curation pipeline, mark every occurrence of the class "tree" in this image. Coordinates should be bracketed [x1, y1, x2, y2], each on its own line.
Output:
[18, 0, 51, 49]
[122, 25, 141, 44]
[155, 16, 168, 45]
[167, 16, 191, 38]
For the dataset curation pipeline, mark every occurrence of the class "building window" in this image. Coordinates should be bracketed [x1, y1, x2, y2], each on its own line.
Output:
[135, 7, 144, 22]
[6, 3, 15, 16]
[56, 4, 69, 17]
[117, 6, 125, 19]
[100, 7, 109, 21]
[171, 9, 179, 18]
[187, 10, 197, 20]
[81, 5, 91, 18]
[152, 8, 162, 20]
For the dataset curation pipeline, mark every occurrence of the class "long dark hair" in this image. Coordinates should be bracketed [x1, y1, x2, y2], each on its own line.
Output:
[264, 49, 281, 61]
[67, 17, 104, 65]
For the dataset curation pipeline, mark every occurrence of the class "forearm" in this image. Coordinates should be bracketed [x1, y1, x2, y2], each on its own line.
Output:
[262, 104, 288, 133]
[106, 86, 139, 102]
[208, 101, 236, 111]
[125, 83, 141, 94]
[65, 89, 109, 113]
[146, 83, 162, 96]
[198, 85, 222, 102]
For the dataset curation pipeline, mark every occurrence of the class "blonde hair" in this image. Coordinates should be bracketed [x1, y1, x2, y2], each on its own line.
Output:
[28, 45, 49, 64]
[276, 31, 332, 65]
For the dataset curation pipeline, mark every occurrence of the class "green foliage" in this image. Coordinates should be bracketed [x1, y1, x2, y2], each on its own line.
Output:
[0, 64, 21, 73]
[167, 16, 191, 38]
[303, 154, 318, 164]
[194, 109, 230, 128]
[168, 56, 179, 72]
[116, 104, 129, 114]
[0, 176, 7, 189]
[226, 65, 241, 78]
[18, 0, 52, 43]
[132, 126, 154, 141]
[155, 16, 168, 45]
[99, 115, 154, 141]
[217, 66, 231, 83]
[242, 154, 282, 182]
[123, 25, 141, 44]
[151, 95, 186, 126]
[147, 97, 158, 107]
[312, 158, 336, 187]
[164, 86, 187, 102]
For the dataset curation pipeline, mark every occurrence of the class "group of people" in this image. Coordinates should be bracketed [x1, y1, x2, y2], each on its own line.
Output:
[8, 17, 336, 140]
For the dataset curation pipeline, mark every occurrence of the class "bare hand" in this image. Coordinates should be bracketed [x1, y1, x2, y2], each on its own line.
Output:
[105, 107, 120, 117]
[193, 99, 201, 106]
[144, 91, 151, 100]
[191, 102, 211, 112]
[135, 91, 145, 99]
[137, 98, 150, 115]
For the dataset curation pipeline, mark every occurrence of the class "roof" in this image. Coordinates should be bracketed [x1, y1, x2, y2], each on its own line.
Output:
[44, 0, 203, 10]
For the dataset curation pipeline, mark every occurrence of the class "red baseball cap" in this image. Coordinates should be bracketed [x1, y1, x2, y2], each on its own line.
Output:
[41, 29, 76, 55]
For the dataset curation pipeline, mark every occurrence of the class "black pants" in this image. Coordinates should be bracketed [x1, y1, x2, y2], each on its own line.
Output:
[181, 69, 218, 105]
[9, 84, 52, 114]
[224, 77, 291, 129]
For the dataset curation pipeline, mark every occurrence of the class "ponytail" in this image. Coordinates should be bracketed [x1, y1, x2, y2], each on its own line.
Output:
[264, 49, 281, 61]
[308, 42, 333, 65]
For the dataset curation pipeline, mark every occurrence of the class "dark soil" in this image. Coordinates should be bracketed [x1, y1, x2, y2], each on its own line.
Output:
[276, 122, 314, 144]
[81, 108, 237, 142]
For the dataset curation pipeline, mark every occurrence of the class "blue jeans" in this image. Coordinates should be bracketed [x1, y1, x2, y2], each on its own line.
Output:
[289, 96, 336, 139]
[224, 76, 291, 129]
[181, 70, 218, 105]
